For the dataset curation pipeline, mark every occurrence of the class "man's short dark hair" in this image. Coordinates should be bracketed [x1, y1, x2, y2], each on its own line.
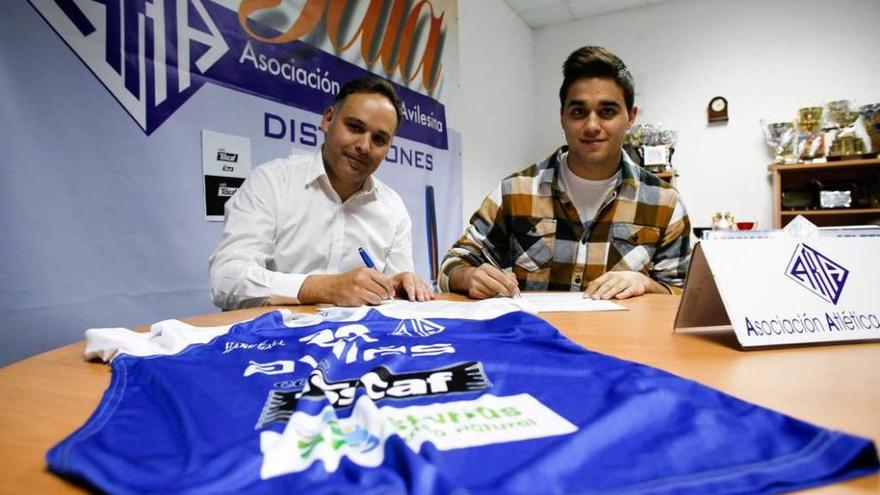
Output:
[334, 76, 403, 128]
[559, 46, 635, 112]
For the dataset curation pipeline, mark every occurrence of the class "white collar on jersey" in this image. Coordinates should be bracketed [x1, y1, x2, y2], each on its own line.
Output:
[83, 299, 536, 363]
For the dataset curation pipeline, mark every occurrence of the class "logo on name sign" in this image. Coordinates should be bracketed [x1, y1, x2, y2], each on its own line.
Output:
[785, 243, 849, 304]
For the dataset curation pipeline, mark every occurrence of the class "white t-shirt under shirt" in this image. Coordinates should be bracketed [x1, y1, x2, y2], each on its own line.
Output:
[558, 151, 621, 224]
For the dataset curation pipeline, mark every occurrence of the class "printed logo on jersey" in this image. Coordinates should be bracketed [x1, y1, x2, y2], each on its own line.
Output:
[256, 362, 489, 428]
[258, 394, 577, 479]
[224, 339, 285, 354]
[300, 324, 455, 363]
[786, 243, 849, 304]
[295, 411, 380, 461]
[244, 360, 295, 377]
[300, 324, 378, 364]
[391, 318, 446, 337]
[363, 343, 455, 361]
[28, 0, 450, 148]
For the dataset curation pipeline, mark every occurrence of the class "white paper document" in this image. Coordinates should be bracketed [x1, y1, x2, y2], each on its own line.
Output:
[519, 292, 626, 313]
[202, 130, 252, 221]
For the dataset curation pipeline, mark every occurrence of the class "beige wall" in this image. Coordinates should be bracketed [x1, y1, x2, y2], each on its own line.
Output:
[531, 0, 880, 228]
[456, 0, 536, 225]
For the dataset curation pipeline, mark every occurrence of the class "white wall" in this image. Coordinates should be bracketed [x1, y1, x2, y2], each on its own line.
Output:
[457, 1, 536, 224]
[532, 0, 880, 229]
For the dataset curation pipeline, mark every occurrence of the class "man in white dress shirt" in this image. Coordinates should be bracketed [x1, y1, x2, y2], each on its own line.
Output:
[209, 77, 433, 309]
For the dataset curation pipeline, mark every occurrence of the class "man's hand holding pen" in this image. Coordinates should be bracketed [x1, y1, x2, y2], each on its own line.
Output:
[359, 247, 434, 303]
[298, 267, 395, 306]
[298, 248, 434, 306]
[450, 249, 520, 299]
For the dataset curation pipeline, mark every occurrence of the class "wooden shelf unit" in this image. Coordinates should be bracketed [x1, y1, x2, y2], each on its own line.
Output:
[768, 158, 880, 228]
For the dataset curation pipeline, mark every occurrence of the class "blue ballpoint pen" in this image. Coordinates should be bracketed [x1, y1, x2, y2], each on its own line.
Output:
[358, 247, 392, 301]
[357, 247, 377, 269]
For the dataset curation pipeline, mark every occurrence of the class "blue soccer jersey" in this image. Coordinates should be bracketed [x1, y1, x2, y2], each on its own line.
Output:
[48, 300, 878, 494]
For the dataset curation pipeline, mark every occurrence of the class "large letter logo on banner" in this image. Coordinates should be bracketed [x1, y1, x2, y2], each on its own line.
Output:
[30, 0, 228, 134]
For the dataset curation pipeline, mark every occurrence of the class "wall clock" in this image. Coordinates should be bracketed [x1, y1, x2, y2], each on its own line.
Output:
[708, 96, 729, 123]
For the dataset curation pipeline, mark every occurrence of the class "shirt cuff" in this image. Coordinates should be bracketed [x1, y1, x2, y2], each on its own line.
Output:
[658, 281, 682, 295]
[267, 272, 308, 305]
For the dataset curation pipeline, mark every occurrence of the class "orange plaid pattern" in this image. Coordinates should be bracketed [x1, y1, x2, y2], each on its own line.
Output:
[439, 147, 691, 293]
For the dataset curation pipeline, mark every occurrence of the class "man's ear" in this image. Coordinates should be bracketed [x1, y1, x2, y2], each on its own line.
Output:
[319, 106, 334, 132]
[627, 105, 639, 128]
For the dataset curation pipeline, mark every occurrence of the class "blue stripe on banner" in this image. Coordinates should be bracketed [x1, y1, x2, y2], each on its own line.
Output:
[99, 0, 122, 74]
[425, 185, 438, 285]
[123, 0, 145, 96]
[53, 0, 95, 36]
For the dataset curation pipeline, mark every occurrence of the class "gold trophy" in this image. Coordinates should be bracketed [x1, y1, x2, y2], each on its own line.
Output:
[827, 100, 866, 160]
[796, 107, 823, 133]
[795, 106, 824, 161]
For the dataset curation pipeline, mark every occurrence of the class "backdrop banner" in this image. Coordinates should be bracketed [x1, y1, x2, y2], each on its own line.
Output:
[0, 0, 461, 365]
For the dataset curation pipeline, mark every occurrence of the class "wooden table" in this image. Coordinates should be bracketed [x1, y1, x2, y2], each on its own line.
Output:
[1, 294, 878, 493]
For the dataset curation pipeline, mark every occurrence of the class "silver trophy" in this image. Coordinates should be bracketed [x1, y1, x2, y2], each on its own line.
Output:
[658, 128, 678, 147]
[761, 120, 797, 164]
[626, 124, 676, 173]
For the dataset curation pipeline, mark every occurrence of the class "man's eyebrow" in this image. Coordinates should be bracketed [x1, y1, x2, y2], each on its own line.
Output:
[565, 99, 622, 109]
[343, 116, 366, 126]
[344, 116, 392, 141]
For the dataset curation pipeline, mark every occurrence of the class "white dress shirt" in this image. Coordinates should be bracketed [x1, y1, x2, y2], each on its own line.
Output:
[209, 148, 414, 309]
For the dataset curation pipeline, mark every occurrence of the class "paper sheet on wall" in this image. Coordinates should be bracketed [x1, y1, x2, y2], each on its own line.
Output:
[519, 292, 626, 313]
[202, 130, 252, 221]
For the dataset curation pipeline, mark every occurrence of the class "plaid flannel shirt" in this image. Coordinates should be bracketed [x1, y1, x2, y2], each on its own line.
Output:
[439, 147, 691, 294]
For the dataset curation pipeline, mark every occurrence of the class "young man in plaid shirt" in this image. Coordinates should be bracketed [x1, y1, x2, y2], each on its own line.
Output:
[439, 46, 690, 300]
